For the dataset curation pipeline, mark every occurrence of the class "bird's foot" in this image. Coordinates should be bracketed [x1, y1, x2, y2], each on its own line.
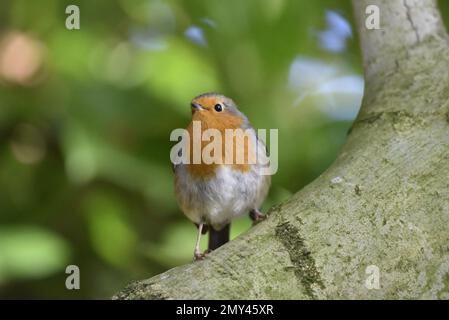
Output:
[193, 249, 211, 261]
[249, 209, 266, 225]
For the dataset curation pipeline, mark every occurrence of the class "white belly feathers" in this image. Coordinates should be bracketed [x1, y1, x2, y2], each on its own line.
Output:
[175, 163, 270, 230]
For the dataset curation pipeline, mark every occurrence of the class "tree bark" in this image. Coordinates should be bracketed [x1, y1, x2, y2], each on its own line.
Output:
[115, 0, 449, 299]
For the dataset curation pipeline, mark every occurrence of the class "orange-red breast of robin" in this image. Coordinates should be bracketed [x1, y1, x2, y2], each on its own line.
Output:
[173, 93, 271, 260]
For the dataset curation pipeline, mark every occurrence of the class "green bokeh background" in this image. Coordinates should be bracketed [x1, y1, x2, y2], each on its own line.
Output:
[0, 0, 447, 299]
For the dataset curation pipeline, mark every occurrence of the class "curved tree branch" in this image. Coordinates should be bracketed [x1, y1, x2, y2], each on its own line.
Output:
[115, 0, 449, 299]
[353, 0, 448, 83]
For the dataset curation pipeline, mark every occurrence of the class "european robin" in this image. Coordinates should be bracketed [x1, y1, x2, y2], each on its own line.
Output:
[173, 93, 271, 260]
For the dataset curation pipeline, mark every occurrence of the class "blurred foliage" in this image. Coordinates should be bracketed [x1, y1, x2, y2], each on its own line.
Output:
[0, 0, 446, 299]
[0, 225, 69, 282]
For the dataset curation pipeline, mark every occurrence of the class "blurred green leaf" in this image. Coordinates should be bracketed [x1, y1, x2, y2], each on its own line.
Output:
[0, 226, 70, 283]
[63, 122, 176, 210]
[138, 38, 220, 111]
[83, 191, 137, 269]
[49, 29, 98, 80]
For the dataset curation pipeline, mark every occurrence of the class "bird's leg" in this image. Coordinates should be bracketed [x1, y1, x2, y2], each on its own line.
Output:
[194, 223, 209, 234]
[208, 224, 230, 251]
[249, 209, 266, 225]
[193, 223, 207, 261]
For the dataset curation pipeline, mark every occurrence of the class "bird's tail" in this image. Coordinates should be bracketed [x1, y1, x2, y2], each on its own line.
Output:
[208, 224, 230, 251]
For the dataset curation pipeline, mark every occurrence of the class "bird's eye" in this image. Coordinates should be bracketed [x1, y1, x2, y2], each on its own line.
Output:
[214, 104, 223, 112]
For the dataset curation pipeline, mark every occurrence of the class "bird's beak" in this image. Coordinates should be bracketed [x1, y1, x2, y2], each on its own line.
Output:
[191, 102, 204, 111]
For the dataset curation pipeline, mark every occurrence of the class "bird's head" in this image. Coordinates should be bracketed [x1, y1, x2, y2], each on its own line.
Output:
[190, 93, 250, 130]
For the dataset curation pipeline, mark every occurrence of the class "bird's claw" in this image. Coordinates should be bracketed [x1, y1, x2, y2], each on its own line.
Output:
[250, 209, 266, 225]
[193, 249, 211, 261]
